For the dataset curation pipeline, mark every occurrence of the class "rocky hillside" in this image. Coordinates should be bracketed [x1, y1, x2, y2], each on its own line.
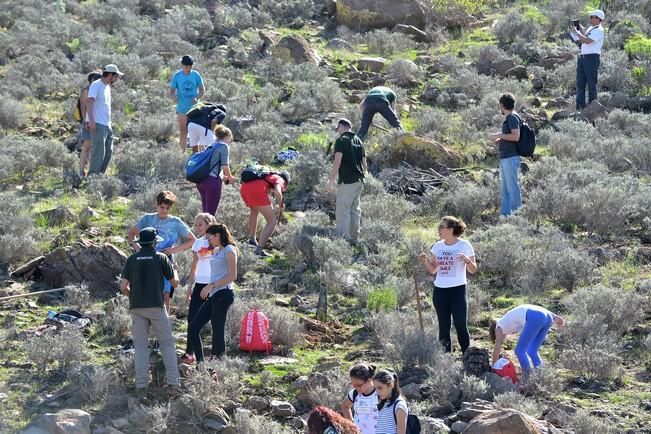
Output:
[0, 0, 650, 433]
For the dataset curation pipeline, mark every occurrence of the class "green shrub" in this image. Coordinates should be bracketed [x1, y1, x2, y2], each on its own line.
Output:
[367, 288, 398, 312]
[625, 33, 651, 58]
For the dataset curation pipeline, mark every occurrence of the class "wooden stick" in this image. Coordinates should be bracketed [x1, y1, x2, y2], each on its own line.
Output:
[0, 287, 69, 303]
[371, 122, 390, 132]
[413, 272, 424, 332]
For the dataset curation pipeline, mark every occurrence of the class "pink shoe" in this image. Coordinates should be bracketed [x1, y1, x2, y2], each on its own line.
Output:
[180, 353, 195, 364]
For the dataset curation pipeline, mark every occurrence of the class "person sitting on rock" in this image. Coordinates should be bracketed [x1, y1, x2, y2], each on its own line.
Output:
[307, 405, 361, 434]
[127, 190, 196, 312]
[357, 86, 404, 140]
[490, 304, 565, 376]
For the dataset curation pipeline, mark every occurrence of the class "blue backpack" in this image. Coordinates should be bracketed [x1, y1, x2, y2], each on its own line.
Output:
[185, 142, 224, 183]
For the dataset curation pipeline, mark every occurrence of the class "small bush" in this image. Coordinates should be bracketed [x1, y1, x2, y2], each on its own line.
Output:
[494, 11, 542, 47]
[104, 294, 132, 340]
[67, 364, 119, 403]
[0, 233, 39, 267]
[114, 140, 184, 181]
[128, 402, 171, 434]
[559, 340, 623, 382]
[23, 328, 90, 370]
[366, 287, 398, 312]
[236, 409, 293, 434]
[0, 95, 28, 129]
[366, 29, 417, 57]
[286, 149, 329, 193]
[495, 391, 544, 418]
[387, 59, 423, 87]
[87, 174, 126, 202]
[63, 283, 92, 311]
[568, 409, 615, 434]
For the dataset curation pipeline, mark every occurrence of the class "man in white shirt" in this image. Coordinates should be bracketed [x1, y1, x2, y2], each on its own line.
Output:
[87, 64, 123, 174]
[573, 9, 605, 110]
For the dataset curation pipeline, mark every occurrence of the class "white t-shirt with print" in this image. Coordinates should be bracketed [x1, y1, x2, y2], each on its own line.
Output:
[192, 237, 214, 284]
[375, 398, 409, 434]
[431, 239, 475, 288]
[347, 388, 379, 434]
[87, 79, 111, 127]
[581, 25, 604, 55]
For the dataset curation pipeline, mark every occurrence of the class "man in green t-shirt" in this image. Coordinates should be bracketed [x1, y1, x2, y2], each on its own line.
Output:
[357, 86, 404, 140]
[120, 227, 180, 393]
[327, 118, 367, 242]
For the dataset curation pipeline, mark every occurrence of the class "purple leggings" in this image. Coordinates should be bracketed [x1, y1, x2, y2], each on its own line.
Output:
[197, 175, 222, 215]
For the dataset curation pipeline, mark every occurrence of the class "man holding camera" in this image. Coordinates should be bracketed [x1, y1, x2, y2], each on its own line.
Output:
[573, 10, 605, 110]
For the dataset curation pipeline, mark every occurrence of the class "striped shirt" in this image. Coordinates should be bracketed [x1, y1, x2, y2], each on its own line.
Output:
[375, 398, 408, 434]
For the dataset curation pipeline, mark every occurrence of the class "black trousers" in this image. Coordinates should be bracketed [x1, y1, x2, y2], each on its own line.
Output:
[433, 284, 470, 353]
[185, 283, 207, 354]
[187, 289, 234, 361]
[357, 97, 402, 139]
[576, 54, 600, 110]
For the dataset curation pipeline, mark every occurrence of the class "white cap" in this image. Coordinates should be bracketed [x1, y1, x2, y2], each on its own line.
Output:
[589, 9, 605, 21]
[103, 64, 124, 75]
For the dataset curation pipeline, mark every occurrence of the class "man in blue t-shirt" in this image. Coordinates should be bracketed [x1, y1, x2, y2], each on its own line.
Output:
[126, 190, 196, 311]
[169, 55, 205, 152]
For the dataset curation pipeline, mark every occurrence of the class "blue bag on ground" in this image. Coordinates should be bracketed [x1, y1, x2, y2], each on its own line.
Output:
[185, 142, 224, 183]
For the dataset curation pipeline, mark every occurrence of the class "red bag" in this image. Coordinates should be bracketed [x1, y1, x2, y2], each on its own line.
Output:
[492, 357, 519, 384]
[239, 309, 272, 353]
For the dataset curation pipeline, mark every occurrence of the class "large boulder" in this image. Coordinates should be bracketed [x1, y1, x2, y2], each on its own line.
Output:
[463, 408, 558, 434]
[39, 240, 126, 295]
[272, 35, 321, 65]
[337, 0, 426, 29]
[22, 409, 91, 434]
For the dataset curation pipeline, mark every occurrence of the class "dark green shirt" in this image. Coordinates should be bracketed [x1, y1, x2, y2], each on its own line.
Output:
[121, 246, 174, 309]
[365, 86, 396, 104]
[335, 132, 365, 184]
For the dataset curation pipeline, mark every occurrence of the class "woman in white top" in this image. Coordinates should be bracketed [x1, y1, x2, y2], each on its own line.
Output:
[342, 363, 378, 434]
[490, 304, 565, 375]
[419, 216, 477, 354]
[372, 369, 408, 434]
[180, 213, 217, 364]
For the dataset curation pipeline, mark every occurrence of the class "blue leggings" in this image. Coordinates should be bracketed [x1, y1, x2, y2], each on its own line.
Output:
[515, 308, 553, 372]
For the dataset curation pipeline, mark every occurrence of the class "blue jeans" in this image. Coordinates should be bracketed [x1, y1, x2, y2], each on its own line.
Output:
[576, 54, 600, 110]
[514, 307, 553, 373]
[499, 156, 521, 216]
[88, 123, 113, 174]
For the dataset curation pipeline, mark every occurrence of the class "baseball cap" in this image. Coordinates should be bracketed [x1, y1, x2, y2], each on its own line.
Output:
[336, 118, 352, 129]
[589, 9, 605, 20]
[134, 227, 163, 245]
[181, 55, 194, 66]
[103, 64, 124, 75]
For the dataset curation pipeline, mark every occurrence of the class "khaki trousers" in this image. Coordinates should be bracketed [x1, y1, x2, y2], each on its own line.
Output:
[335, 181, 363, 241]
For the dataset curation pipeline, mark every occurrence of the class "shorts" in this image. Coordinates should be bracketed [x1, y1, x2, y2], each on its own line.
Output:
[176, 99, 194, 115]
[188, 122, 216, 149]
[240, 179, 272, 208]
[80, 122, 91, 141]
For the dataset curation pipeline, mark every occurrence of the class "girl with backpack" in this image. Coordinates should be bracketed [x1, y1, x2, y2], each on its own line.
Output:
[373, 370, 408, 434]
[180, 212, 217, 364]
[196, 125, 236, 216]
[186, 223, 237, 362]
[342, 363, 378, 434]
[308, 406, 361, 434]
[418, 216, 477, 354]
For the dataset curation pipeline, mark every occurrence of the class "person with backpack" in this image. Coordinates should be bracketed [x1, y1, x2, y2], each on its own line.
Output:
[87, 64, 123, 175]
[490, 93, 522, 216]
[327, 118, 366, 243]
[126, 191, 196, 312]
[180, 212, 217, 364]
[240, 168, 290, 258]
[342, 363, 378, 434]
[193, 125, 236, 215]
[120, 227, 180, 395]
[490, 304, 565, 377]
[372, 369, 414, 434]
[308, 406, 361, 434]
[170, 55, 205, 152]
[187, 223, 237, 362]
[78, 70, 102, 177]
[419, 216, 476, 354]
[357, 86, 404, 140]
[186, 102, 226, 153]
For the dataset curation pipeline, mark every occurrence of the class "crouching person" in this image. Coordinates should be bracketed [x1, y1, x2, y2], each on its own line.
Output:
[120, 227, 180, 394]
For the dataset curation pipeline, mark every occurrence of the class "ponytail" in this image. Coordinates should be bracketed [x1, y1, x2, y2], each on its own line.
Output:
[373, 369, 402, 411]
[349, 362, 377, 382]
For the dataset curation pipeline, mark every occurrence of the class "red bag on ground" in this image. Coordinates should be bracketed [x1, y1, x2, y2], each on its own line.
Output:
[492, 356, 519, 384]
[239, 309, 272, 353]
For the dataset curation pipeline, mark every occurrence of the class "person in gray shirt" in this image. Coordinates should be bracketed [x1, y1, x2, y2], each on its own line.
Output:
[196, 125, 236, 215]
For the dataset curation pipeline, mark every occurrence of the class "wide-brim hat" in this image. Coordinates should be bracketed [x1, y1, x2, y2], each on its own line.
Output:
[103, 64, 124, 75]
[134, 227, 163, 245]
[589, 9, 605, 20]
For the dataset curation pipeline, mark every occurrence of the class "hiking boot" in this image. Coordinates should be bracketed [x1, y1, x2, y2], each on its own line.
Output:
[255, 248, 272, 258]
[247, 238, 258, 248]
[180, 353, 195, 364]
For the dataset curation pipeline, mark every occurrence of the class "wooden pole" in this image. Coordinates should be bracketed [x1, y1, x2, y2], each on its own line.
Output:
[0, 287, 69, 303]
[413, 272, 424, 332]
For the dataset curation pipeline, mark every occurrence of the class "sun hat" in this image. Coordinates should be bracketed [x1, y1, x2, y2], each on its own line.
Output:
[134, 227, 163, 245]
[589, 9, 605, 21]
[103, 64, 124, 75]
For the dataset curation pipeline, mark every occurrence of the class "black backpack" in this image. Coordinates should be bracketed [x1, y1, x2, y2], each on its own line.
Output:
[186, 102, 226, 130]
[393, 398, 421, 434]
[240, 163, 278, 183]
[511, 113, 536, 158]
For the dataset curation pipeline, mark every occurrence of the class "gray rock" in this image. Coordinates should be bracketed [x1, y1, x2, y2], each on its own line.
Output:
[80, 206, 100, 220]
[272, 35, 321, 65]
[420, 85, 441, 104]
[295, 372, 332, 405]
[419, 417, 451, 433]
[358, 57, 386, 73]
[578, 99, 608, 123]
[419, 384, 434, 399]
[313, 360, 341, 372]
[26, 409, 92, 434]
[290, 416, 307, 430]
[505, 65, 528, 80]
[247, 396, 270, 412]
[226, 116, 255, 142]
[111, 417, 129, 429]
[325, 38, 353, 51]
[463, 408, 555, 434]
[427, 401, 455, 418]
[271, 400, 296, 417]
[348, 78, 369, 90]
[451, 420, 468, 432]
[492, 58, 517, 76]
[287, 283, 300, 292]
[289, 295, 304, 307]
[544, 408, 570, 428]
[275, 298, 290, 307]
[37, 206, 75, 227]
[532, 77, 544, 90]
[551, 110, 573, 122]
[539, 56, 568, 69]
[401, 382, 423, 400]
[337, 0, 426, 28]
[458, 400, 496, 421]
